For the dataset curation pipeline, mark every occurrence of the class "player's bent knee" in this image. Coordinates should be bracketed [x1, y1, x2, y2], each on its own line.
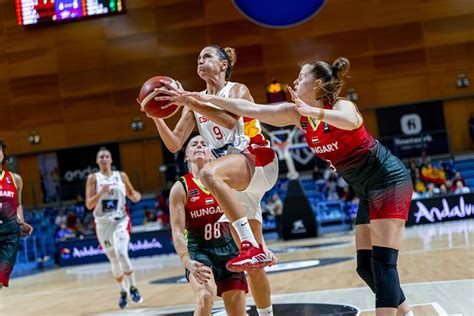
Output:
[372, 246, 401, 308]
[199, 166, 217, 188]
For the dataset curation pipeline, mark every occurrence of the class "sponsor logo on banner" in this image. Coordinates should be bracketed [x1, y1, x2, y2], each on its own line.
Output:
[291, 220, 307, 234]
[414, 196, 473, 224]
[401, 113, 422, 135]
[64, 238, 164, 259]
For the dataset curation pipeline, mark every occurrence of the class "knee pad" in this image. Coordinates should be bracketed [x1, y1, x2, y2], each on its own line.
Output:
[356, 249, 375, 293]
[371, 246, 401, 308]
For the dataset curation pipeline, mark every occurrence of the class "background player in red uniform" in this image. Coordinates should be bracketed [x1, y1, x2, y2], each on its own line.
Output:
[160, 58, 414, 316]
[169, 135, 248, 316]
[0, 140, 33, 288]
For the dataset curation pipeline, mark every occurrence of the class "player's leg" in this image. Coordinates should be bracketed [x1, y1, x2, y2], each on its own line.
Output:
[222, 289, 247, 316]
[369, 178, 413, 316]
[113, 218, 142, 304]
[247, 219, 273, 315]
[189, 270, 217, 316]
[199, 153, 257, 238]
[96, 221, 128, 309]
[355, 199, 375, 292]
[0, 232, 20, 288]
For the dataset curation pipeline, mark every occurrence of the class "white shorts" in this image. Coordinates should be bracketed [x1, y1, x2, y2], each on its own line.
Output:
[223, 147, 279, 223]
[95, 216, 130, 252]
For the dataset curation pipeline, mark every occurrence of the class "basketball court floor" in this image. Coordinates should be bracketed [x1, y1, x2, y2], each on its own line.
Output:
[1, 219, 473, 315]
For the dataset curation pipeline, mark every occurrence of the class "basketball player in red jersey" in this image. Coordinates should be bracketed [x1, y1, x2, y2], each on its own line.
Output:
[0, 141, 33, 288]
[147, 45, 277, 315]
[161, 58, 414, 316]
[170, 135, 248, 316]
[85, 148, 143, 309]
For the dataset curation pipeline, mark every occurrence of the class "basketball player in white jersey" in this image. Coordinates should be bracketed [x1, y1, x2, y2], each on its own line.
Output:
[85, 147, 143, 310]
[146, 45, 278, 316]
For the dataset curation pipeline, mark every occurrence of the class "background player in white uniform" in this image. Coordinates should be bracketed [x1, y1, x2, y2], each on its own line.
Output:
[85, 147, 142, 309]
[148, 45, 277, 316]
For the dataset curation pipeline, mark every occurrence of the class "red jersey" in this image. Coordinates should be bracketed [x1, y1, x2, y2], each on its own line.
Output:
[300, 103, 380, 181]
[0, 171, 18, 233]
[180, 173, 233, 247]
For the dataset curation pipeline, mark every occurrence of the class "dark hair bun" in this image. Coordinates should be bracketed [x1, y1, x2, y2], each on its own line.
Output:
[332, 57, 350, 79]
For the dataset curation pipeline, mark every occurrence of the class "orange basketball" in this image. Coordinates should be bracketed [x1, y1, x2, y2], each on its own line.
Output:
[138, 76, 179, 119]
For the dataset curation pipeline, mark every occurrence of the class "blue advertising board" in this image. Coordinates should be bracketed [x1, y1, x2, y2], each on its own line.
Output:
[58, 229, 174, 266]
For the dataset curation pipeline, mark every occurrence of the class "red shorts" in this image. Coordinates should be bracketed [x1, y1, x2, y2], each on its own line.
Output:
[368, 180, 413, 221]
[217, 276, 248, 297]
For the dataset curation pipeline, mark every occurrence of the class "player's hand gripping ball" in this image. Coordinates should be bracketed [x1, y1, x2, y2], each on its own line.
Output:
[138, 76, 180, 119]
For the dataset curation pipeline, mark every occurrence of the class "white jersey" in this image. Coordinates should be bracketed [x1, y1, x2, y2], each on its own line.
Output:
[93, 171, 127, 222]
[194, 81, 249, 158]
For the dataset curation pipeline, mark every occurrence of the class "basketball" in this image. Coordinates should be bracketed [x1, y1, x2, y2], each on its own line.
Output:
[138, 76, 180, 119]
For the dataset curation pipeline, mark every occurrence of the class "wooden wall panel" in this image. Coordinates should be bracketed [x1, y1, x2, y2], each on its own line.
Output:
[1, 0, 474, 175]
[361, 109, 378, 138]
[209, 20, 262, 48]
[443, 98, 474, 152]
[423, 14, 474, 46]
[16, 154, 42, 207]
[374, 75, 431, 106]
[119, 139, 164, 193]
[154, 0, 206, 30]
[420, 0, 474, 20]
[428, 67, 474, 99]
[369, 23, 424, 54]
[426, 42, 474, 72]
[373, 49, 427, 79]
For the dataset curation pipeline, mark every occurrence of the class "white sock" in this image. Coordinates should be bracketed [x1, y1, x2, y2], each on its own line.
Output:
[404, 312, 414, 316]
[232, 217, 258, 248]
[125, 272, 136, 288]
[257, 305, 273, 316]
[117, 278, 127, 292]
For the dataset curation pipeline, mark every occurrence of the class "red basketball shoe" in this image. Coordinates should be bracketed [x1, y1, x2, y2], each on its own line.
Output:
[226, 241, 271, 272]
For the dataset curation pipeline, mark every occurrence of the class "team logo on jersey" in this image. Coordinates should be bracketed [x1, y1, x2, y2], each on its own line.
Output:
[5, 177, 11, 185]
[190, 189, 199, 197]
[311, 137, 319, 144]
[301, 121, 308, 129]
[323, 122, 330, 133]
[102, 200, 117, 213]
[205, 198, 214, 205]
[190, 196, 200, 202]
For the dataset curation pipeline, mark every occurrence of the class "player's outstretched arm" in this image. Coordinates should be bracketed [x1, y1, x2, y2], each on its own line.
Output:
[155, 80, 239, 130]
[288, 87, 362, 130]
[120, 172, 141, 203]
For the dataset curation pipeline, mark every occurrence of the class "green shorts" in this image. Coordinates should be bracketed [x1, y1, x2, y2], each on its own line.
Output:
[0, 230, 20, 287]
[186, 241, 248, 296]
